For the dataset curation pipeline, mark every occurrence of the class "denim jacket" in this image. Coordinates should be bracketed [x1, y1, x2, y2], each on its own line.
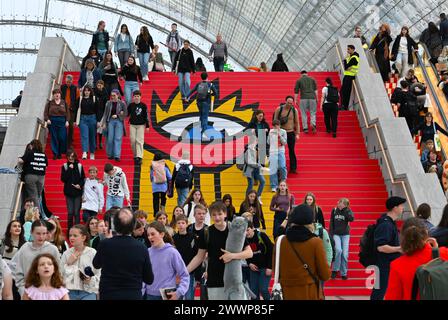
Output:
[114, 33, 135, 53]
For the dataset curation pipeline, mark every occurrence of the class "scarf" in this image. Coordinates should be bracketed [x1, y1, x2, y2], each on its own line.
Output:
[286, 225, 317, 242]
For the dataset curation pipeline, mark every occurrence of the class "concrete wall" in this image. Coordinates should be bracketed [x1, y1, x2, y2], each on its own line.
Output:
[327, 38, 447, 224]
[0, 37, 80, 234]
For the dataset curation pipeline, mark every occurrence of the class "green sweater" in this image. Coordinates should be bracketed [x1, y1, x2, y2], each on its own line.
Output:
[294, 74, 317, 100]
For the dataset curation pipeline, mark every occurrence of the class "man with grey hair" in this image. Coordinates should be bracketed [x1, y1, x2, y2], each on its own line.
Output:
[93, 207, 154, 300]
[172, 151, 194, 206]
[209, 34, 228, 72]
[60, 74, 80, 147]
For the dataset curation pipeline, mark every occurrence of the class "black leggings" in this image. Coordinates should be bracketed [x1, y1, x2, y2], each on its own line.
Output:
[153, 192, 167, 216]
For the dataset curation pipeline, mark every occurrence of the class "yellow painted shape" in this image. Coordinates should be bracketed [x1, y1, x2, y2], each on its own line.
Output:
[213, 97, 254, 123]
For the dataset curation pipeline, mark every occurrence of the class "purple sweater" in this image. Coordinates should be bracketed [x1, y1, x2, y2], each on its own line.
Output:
[144, 243, 190, 298]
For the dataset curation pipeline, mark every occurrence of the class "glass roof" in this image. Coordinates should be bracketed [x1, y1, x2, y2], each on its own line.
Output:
[1, 0, 448, 103]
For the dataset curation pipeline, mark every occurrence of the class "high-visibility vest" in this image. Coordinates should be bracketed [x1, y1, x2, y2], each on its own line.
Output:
[344, 54, 360, 76]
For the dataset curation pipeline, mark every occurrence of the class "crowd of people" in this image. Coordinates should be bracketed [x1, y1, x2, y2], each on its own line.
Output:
[2, 18, 448, 301]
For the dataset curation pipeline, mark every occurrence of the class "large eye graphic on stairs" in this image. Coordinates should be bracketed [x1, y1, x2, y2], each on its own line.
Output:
[161, 115, 246, 141]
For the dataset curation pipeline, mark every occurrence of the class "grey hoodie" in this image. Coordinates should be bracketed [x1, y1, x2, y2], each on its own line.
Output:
[11, 241, 61, 296]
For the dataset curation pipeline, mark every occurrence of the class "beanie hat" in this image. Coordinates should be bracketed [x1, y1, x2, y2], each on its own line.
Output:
[289, 204, 314, 226]
[386, 196, 407, 211]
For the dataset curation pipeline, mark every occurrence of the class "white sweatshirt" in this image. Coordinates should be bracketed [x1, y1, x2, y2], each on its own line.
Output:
[82, 178, 105, 212]
[61, 247, 101, 294]
[103, 167, 130, 198]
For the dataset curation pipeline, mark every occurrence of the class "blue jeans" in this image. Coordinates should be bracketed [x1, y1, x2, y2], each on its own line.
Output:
[49, 116, 67, 157]
[198, 100, 210, 134]
[178, 72, 191, 98]
[124, 81, 140, 106]
[273, 211, 287, 238]
[106, 194, 123, 210]
[213, 57, 225, 72]
[98, 49, 107, 58]
[69, 290, 97, 300]
[107, 119, 123, 158]
[184, 273, 196, 300]
[269, 152, 287, 189]
[249, 268, 271, 301]
[177, 187, 190, 207]
[246, 168, 265, 197]
[332, 234, 350, 276]
[138, 52, 150, 78]
[80, 114, 97, 153]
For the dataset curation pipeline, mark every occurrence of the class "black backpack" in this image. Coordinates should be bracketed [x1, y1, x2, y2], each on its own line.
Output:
[326, 86, 339, 104]
[197, 82, 211, 101]
[358, 223, 378, 268]
[174, 163, 192, 188]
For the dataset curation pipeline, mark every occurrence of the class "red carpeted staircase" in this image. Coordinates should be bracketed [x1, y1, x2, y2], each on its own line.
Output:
[43, 71, 388, 298]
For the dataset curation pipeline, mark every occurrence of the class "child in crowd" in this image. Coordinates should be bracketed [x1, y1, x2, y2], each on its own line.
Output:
[304, 192, 326, 228]
[46, 218, 69, 256]
[22, 253, 69, 300]
[61, 225, 100, 300]
[103, 163, 130, 210]
[0, 220, 26, 266]
[101, 89, 126, 162]
[82, 166, 104, 222]
[172, 151, 195, 207]
[186, 204, 208, 300]
[222, 194, 236, 221]
[243, 135, 265, 203]
[187, 201, 253, 300]
[170, 206, 185, 230]
[173, 214, 197, 300]
[239, 190, 266, 230]
[416, 203, 435, 231]
[155, 211, 174, 237]
[420, 139, 435, 169]
[86, 217, 99, 247]
[330, 198, 354, 280]
[150, 154, 172, 216]
[424, 150, 443, 178]
[91, 219, 112, 250]
[183, 189, 210, 225]
[245, 221, 273, 301]
[268, 119, 287, 192]
[270, 180, 295, 238]
[132, 220, 147, 246]
[144, 221, 190, 300]
[23, 207, 40, 241]
[127, 90, 149, 165]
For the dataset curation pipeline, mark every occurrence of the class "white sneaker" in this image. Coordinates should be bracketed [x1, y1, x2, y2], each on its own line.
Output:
[90, 153, 95, 160]
[143, 75, 149, 81]
[271, 188, 276, 193]
[258, 196, 263, 205]
[82, 152, 87, 159]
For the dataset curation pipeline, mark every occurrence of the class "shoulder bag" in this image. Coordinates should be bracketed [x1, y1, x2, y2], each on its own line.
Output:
[271, 235, 285, 300]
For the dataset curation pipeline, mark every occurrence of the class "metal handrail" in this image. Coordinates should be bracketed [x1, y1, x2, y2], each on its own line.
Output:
[10, 43, 68, 222]
[335, 44, 415, 216]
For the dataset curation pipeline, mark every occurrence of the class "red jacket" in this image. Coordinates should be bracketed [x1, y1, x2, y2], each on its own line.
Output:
[385, 243, 448, 300]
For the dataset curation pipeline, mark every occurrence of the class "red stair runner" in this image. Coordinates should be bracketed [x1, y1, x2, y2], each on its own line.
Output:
[43, 71, 388, 298]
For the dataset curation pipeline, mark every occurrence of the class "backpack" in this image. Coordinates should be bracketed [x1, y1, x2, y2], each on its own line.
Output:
[197, 82, 211, 101]
[326, 86, 339, 104]
[412, 248, 448, 300]
[273, 104, 297, 126]
[358, 223, 378, 268]
[63, 163, 83, 176]
[175, 163, 192, 188]
[318, 226, 336, 262]
[168, 32, 180, 51]
[152, 161, 167, 184]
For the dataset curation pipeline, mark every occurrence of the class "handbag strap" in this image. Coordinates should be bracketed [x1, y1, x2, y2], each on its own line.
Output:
[288, 239, 320, 292]
[273, 235, 285, 284]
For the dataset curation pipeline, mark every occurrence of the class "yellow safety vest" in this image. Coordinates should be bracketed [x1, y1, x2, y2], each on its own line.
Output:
[344, 54, 360, 76]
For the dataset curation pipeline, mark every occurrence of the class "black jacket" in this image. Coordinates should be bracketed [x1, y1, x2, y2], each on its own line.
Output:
[60, 161, 85, 197]
[91, 31, 110, 51]
[21, 150, 48, 176]
[330, 207, 354, 236]
[81, 54, 102, 70]
[430, 227, 448, 248]
[94, 87, 109, 120]
[135, 35, 154, 53]
[246, 230, 274, 269]
[174, 48, 195, 73]
[413, 121, 448, 144]
[391, 35, 418, 65]
[60, 84, 78, 111]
